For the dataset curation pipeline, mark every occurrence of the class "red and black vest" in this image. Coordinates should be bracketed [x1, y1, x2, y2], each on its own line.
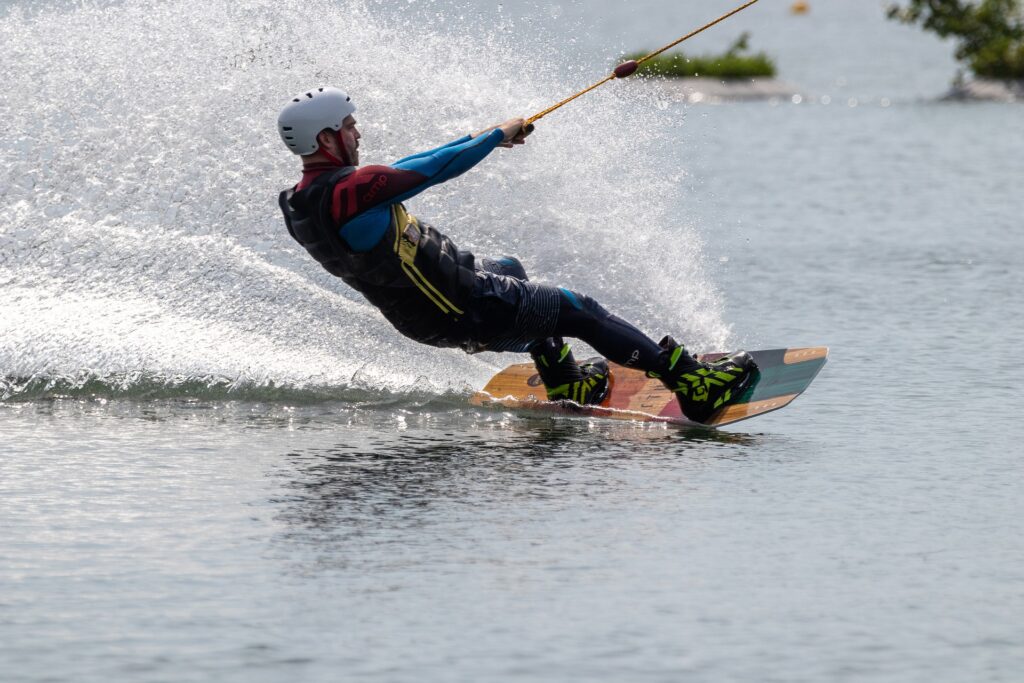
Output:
[279, 167, 479, 347]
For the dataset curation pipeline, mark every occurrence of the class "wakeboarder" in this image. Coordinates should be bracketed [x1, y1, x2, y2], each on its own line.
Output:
[277, 87, 755, 423]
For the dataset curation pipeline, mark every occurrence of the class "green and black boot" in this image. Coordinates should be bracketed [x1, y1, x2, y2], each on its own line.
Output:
[529, 337, 610, 405]
[646, 336, 758, 423]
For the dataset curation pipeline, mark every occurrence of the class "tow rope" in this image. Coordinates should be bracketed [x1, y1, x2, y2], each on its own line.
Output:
[524, 0, 761, 130]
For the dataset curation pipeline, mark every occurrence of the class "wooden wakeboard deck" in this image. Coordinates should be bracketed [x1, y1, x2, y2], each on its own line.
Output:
[470, 347, 828, 428]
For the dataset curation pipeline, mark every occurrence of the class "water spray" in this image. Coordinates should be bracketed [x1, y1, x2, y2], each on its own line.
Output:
[524, 0, 761, 131]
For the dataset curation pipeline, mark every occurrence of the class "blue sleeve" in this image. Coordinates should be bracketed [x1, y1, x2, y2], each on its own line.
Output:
[386, 129, 504, 205]
[335, 130, 505, 252]
[392, 135, 473, 166]
[340, 206, 394, 252]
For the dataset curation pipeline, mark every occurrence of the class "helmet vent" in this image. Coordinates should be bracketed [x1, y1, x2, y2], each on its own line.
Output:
[284, 136, 294, 140]
[282, 126, 292, 131]
[346, 96, 351, 101]
[318, 87, 324, 92]
[305, 92, 313, 98]
[292, 98, 299, 102]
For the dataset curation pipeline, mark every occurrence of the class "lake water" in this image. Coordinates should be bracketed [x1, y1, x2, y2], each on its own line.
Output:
[2, 1, 1023, 681]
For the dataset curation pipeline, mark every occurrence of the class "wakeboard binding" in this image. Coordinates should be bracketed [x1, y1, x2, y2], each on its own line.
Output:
[646, 336, 759, 423]
[529, 337, 610, 406]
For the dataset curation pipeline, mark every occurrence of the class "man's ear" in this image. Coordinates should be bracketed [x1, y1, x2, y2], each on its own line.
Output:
[317, 129, 335, 151]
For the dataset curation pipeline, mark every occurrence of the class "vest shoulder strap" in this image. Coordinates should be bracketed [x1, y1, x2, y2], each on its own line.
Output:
[282, 166, 357, 205]
[324, 166, 357, 184]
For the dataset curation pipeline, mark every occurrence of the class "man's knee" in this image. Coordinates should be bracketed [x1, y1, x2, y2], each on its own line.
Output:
[480, 256, 528, 280]
[556, 289, 612, 340]
[558, 288, 607, 318]
[497, 256, 528, 280]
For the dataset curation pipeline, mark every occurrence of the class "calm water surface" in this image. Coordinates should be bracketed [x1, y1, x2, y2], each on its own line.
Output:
[2, 0, 1023, 681]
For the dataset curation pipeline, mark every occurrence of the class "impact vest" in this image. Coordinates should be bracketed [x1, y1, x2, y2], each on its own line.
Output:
[279, 167, 479, 347]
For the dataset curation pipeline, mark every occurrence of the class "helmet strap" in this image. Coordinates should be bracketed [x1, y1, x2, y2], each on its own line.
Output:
[317, 129, 352, 167]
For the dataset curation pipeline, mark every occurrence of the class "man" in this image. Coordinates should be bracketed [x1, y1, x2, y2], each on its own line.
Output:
[277, 87, 756, 423]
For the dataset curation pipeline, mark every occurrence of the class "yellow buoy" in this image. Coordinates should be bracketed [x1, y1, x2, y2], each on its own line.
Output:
[791, 1, 809, 14]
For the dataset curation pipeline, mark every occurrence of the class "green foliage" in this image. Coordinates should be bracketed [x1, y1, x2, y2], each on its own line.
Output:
[887, 0, 1024, 78]
[626, 33, 777, 80]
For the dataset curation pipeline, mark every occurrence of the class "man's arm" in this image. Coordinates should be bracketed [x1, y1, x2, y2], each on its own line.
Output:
[387, 129, 504, 199]
[391, 135, 474, 166]
[331, 127, 511, 220]
[330, 120, 529, 251]
[329, 130, 503, 224]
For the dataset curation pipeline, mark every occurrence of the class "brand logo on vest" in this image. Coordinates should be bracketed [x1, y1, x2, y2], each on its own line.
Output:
[363, 175, 389, 203]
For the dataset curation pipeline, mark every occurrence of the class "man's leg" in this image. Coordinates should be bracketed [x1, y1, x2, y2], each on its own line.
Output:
[469, 262, 755, 419]
[550, 287, 757, 422]
[550, 288, 664, 372]
[476, 257, 658, 369]
[474, 257, 610, 403]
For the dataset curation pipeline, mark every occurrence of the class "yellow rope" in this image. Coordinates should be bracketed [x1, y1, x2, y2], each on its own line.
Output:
[636, 0, 761, 66]
[525, 0, 760, 127]
[526, 74, 616, 125]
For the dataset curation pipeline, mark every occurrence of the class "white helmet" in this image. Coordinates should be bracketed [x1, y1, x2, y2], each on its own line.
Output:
[278, 86, 356, 156]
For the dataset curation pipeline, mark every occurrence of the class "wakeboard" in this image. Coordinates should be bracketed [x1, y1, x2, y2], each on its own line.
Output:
[470, 347, 828, 428]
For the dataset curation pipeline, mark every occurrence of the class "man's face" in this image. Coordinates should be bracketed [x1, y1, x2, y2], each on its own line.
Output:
[339, 115, 360, 165]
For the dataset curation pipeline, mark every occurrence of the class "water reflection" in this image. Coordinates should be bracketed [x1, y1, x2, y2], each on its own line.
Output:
[267, 410, 765, 571]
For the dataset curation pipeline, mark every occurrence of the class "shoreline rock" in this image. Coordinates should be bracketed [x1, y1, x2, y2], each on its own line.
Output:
[652, 77, 803, 103]
[943, 79, 1023, 102]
